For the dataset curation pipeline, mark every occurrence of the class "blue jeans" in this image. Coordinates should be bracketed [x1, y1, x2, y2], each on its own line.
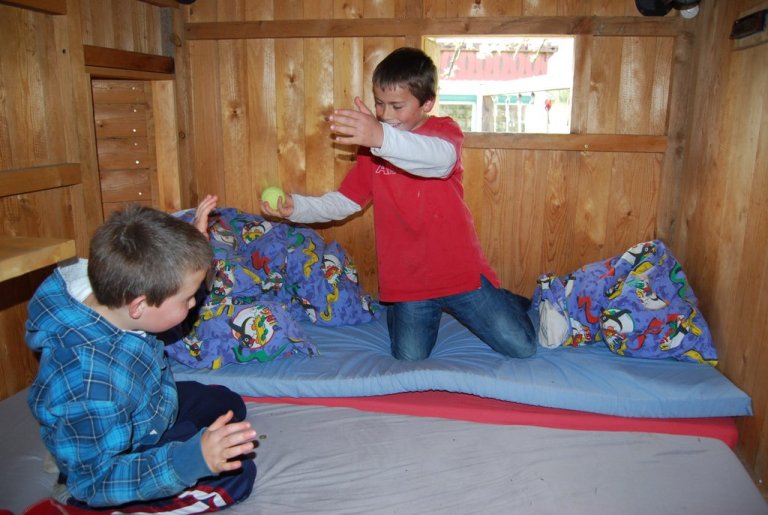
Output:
[387, 276, 537, 360]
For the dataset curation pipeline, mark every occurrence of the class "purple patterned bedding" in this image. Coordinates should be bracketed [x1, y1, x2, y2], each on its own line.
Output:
[164, 208, 380, 368]
[531, 240, 719, 364]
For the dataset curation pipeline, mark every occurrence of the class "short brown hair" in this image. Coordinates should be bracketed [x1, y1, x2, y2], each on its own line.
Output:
[88, 205, 212, 308]
[372, 47, 437, 105]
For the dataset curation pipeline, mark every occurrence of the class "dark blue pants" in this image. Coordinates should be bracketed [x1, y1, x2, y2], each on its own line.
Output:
[69, 381, 256, 513]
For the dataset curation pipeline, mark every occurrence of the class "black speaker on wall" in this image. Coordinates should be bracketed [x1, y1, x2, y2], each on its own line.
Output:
[635, 0, 700, 18]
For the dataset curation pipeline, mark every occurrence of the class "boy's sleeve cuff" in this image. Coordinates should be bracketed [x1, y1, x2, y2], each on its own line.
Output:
[169, 429, 212, 484]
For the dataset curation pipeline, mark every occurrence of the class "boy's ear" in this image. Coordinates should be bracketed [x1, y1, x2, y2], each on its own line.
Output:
[128, 296, 147, 320]
[421, 98, 435, 113]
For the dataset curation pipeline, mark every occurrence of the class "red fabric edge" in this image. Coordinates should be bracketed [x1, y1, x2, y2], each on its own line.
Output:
[243, 391, 738, 448]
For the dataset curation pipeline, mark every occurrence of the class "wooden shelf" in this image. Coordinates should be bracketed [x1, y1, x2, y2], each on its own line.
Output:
[0, 163, 81, 197]
[0, 236, 76, 282]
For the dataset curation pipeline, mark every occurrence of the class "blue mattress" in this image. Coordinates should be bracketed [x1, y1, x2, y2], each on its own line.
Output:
[170, 313, 752, 419]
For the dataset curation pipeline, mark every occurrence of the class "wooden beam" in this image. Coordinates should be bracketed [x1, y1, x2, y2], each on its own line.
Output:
[83, 45, 174, 75]
[0, 163, 81, 197]
[463, 133, 667, 153]
[0, 0, 65, 14]
[86, 66, 175, 80]
[186, 16, 688, 41]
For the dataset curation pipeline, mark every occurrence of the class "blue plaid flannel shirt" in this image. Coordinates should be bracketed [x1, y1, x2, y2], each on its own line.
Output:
[25, 263, 208, 507]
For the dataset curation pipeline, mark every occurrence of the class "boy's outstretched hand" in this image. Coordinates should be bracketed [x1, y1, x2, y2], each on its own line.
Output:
[330, 96, 384, 149]
[260, 194, 294, 219]
[193, 194, 219, 238]
[201, 410, 257, 474]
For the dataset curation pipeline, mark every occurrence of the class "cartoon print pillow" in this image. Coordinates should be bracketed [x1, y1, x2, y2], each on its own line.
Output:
[167, 207, 379, 368]
[165, 298, 317, 369]
[532, 240, 719, 365]
[222, 211, 380, 327]
[282, 236, 379, 326]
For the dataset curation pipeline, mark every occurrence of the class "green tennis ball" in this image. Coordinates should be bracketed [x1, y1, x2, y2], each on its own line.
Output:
[261, 186, 285, 209]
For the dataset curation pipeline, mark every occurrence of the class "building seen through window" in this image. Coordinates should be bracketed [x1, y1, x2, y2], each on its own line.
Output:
[428, 37, 574, 134]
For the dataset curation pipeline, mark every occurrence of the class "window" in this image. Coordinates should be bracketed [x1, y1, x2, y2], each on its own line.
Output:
[426, 37, 574, 134]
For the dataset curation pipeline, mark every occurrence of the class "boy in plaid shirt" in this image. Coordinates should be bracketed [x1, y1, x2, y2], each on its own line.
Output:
[26, 200, 256, 513]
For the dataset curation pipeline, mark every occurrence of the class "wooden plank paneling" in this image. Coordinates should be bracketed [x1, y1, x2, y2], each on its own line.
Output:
[275, 1, 305, 195]
[92, 79, 157, 216]
[540, 150, 580, 270]
[275, 38, 306, 194]
[151, 80, 182, 212]
[0, 269, 51, 401]
[246, 38, 278, 211]
[673, 0, 768, 489]
[1, 1, 89, 407]
[79, 0, 167, 55]
[92, 78, 148, 103]
[303, 1, 336, 197]
[94, 103, 149, 138]
[523, 0, 556, 16]
[0, 189, 78, 241]
[470, 149, 662, 296]
[617, 37, 672, 134]
[604, 152, 660, 246]
[175, 2, 681, 297]
[587, 36, 622, 134]
[188, 40, 225, 201]
[96, 138, 150, 169]
[462, 147, 485, 245]
[572, 151, 613, 266]
[0, 6, 65, 168]
[99, 169, 152, 202]
[705, 10, 768, 477]
[303, 36, 335, 196]
[67, 0, 105, 250]
[217, 38, 251, 210]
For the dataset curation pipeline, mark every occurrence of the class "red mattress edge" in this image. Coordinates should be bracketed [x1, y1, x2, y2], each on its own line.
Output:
[242, 391, 738, 448]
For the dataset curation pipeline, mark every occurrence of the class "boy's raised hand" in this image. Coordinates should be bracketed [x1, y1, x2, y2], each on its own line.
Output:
[193, 194, 219, 238]
[330, 96, 384, 149]
[201, 410, 257, 474]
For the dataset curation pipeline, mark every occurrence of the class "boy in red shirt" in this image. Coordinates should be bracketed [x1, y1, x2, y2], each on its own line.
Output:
[262, 47, 535, 361]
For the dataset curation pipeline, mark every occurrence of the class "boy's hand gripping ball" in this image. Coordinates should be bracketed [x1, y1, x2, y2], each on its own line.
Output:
[261, 187, 285, 210]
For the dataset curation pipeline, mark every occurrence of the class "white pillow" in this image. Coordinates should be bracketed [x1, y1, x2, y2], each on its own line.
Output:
[538, 300, 570, 349]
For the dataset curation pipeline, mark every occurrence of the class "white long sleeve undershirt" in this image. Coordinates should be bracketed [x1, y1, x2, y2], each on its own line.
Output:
[288, 191, 362, 223]
[371, 122, 457, 178]
[288, 120, 457, 224]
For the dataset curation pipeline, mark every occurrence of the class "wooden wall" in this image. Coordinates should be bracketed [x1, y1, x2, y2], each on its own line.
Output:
[0, 0, 170, 400]
[177, 0, 680, 298]
[1, 0, 85, 399]
[674, 0, 768, 484]
[1, 0, 768, 493]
